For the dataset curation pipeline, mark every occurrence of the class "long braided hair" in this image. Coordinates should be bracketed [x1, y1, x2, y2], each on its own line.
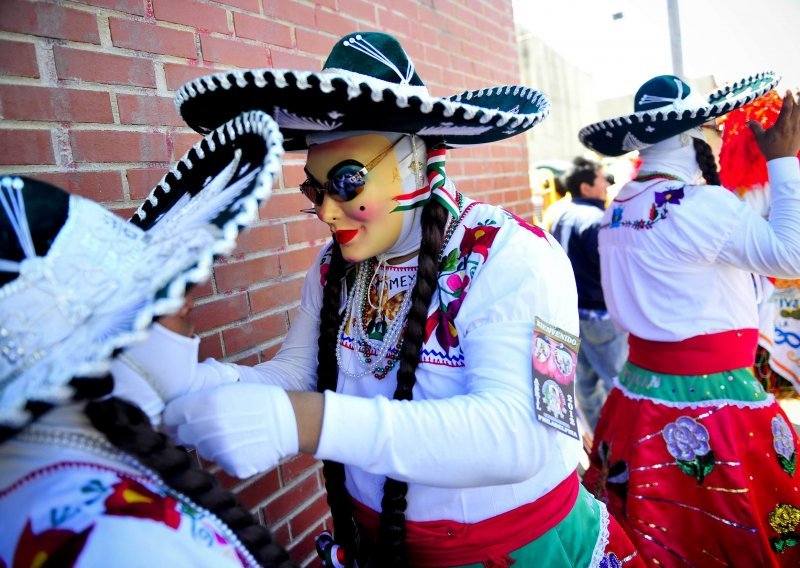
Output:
[693, 137, 721, 186]
[316, 149, 451, 566]
[0, 179, 295, 568]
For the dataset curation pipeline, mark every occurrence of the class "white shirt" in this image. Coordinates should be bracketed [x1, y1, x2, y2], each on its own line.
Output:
[600, 157, 800, 341]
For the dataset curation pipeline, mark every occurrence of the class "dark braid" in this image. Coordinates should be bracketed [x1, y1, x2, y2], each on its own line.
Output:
[693, 137, 721, 186]
[315, 243, 359, 559]
[84, 394, 296, 567]
[377, 198, 449, 567]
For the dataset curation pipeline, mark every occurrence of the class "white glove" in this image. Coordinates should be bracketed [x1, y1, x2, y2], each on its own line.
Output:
[163, 383, 299, 478]
[119, 323, 238, 403]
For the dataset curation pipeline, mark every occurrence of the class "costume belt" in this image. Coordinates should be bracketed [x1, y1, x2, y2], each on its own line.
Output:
[351, 471, 580, 567]
[629, 328, 758, 375]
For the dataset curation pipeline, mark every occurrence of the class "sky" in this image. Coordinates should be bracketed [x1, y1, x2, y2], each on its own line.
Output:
[513, 0, 800, 100]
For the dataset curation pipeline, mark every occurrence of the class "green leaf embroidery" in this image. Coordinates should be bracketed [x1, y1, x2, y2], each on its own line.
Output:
[778, 453, 797, 477]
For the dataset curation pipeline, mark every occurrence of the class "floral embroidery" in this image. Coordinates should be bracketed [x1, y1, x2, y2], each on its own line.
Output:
[104, 478, 181, 529]
[503, 210, 547, 240]
[13, 520, 93, 568]
[663, 416, 715, 483]
[772, 415, 797, 476]
[607, 184, 685, 231]
[424, 223, 500, 353]
[769, 503, 800, 552]
[599, 552, 622, 568]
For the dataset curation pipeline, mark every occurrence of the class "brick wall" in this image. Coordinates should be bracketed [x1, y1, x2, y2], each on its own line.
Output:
[0, 0, 529, 564]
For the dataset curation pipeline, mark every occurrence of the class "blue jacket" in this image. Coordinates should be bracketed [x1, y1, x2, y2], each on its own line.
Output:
[550, 197, 607, 310]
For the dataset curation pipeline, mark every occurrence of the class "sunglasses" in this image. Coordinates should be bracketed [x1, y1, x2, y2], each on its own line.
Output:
[299, 136, 405, 208]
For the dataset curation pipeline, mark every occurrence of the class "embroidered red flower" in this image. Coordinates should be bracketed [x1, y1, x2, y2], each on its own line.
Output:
[13, 520, 93, 568]
[104, 478, 181, 529]
[506, 211, 547, 240]
[459, 225, 501, 260]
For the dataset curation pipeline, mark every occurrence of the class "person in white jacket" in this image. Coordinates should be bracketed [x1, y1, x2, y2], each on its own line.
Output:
[578, 73, 800, 566]
[146, 31, 646, 567]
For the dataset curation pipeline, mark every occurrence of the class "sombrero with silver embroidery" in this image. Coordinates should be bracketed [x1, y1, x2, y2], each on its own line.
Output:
[579, 72, 778, 157]
[175, 32, 550, 151]
[0, 110, 283, 427]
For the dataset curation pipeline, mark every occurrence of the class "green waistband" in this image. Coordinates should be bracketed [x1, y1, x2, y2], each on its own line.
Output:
[618, 361, 768, 403]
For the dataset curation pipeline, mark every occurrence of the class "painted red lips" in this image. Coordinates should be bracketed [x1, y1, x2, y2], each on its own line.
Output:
[335, 229, 358, 244]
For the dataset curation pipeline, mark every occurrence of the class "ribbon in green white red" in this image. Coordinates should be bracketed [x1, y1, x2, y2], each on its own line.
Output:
[428, 148, 459, 217]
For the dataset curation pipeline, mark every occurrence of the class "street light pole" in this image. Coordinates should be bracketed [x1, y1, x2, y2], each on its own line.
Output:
[667, 0, 684, 78]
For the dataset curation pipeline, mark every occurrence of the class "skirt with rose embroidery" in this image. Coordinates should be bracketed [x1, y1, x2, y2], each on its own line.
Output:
[583, 361, 800, 567]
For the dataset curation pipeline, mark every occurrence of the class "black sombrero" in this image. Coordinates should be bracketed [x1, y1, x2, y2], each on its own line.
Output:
[175, 32, 550, 150]
[579, 72, 778, 157]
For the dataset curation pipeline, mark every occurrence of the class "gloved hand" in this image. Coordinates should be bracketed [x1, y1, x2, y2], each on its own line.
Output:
[163, 383, 299, 478]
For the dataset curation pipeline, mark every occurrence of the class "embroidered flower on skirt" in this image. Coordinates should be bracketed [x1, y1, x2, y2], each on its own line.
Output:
[769, 503, 800, 553]
[599, 552, 622, 568]
[663, 415, 716, 483]
[772, 415, 797, 476]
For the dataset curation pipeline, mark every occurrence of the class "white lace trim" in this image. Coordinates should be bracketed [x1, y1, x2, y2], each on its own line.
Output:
[590, 499, 611, 567]
[0, 111, 283, 427]
[613, 376, 776, 410]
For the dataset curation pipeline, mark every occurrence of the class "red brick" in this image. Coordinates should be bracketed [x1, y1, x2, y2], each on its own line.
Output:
[117, 94, 183, 127]
[109, 18, 197, 59]
[200, 35, 269, 68]
[231, 353, 259, 365]
[199, 332, 223, 359]
[272, 522, 291, 547]
[0, 129, 54, 165]
[72, 0, 147, 16]
[0, 39, 39, 78]
[260, 191, 310, 220]
[232, 224, 285, 255]
[262, 473, 321, 525]
[188, 278, 214, 300]
[0, 85, 113, 124]
[222, 312, 287, 354]
[269, 50, 319, 72]
[236, 468, 281, 510]
[259, 342, 281, 361]
[281, 163, 307, 188]
[249, 278, 303, 314]
[312, 0, 336, 9]
[337, 0, 377, 24]
[216, 0, 260, 11]
[278, 245, 322, 277]
[286, 218, 330, 245]
[214, 255, 281, 292]
[286, 521, 324, 563]
[71, 130, 170, 163]
[126, 167, 168, 199]
[189, 293, 249, 333]
[264, 0, 315, 28]
[54, 46, 156, 88]
[288, 493, 329, 539]
[36, 171, 123, 201]
[313, 7, 353, 38]
[164, 62, 224, 91]
[152, 0, 229, 34]
[233, 13, 292, 48]
[0, 1, 100, 44]
[377, 8, 412, 40]
[295, 28, 336, 58]
[280, 453, 320, 485]
[170, 131, 202, 160]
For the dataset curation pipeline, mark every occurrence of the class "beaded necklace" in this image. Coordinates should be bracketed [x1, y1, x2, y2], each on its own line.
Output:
[15, 426, 260, 568]
[335, 192, 464, 380]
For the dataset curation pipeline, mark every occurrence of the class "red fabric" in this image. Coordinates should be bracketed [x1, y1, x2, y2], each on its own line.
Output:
[584, 388, 800, 567]
[629, 329, 758, 375]
[352, 472, 579, 567]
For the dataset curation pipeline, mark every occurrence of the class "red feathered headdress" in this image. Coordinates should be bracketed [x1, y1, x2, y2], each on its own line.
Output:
[718, 90, 799, 193]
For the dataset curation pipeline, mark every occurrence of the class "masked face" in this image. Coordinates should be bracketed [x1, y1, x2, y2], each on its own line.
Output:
[305, 133, 406, 263]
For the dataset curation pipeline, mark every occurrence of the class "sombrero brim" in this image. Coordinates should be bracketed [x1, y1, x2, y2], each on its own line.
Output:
[579, 71, 778, 157]
[175, 69, 550, 150]
[0, 111, 283, 427]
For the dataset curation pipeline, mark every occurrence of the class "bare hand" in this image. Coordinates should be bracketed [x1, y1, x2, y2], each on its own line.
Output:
[748, 90, 800, 161]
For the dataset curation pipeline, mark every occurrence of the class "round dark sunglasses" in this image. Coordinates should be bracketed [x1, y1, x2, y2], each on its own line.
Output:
[299, 136, 405, 208]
